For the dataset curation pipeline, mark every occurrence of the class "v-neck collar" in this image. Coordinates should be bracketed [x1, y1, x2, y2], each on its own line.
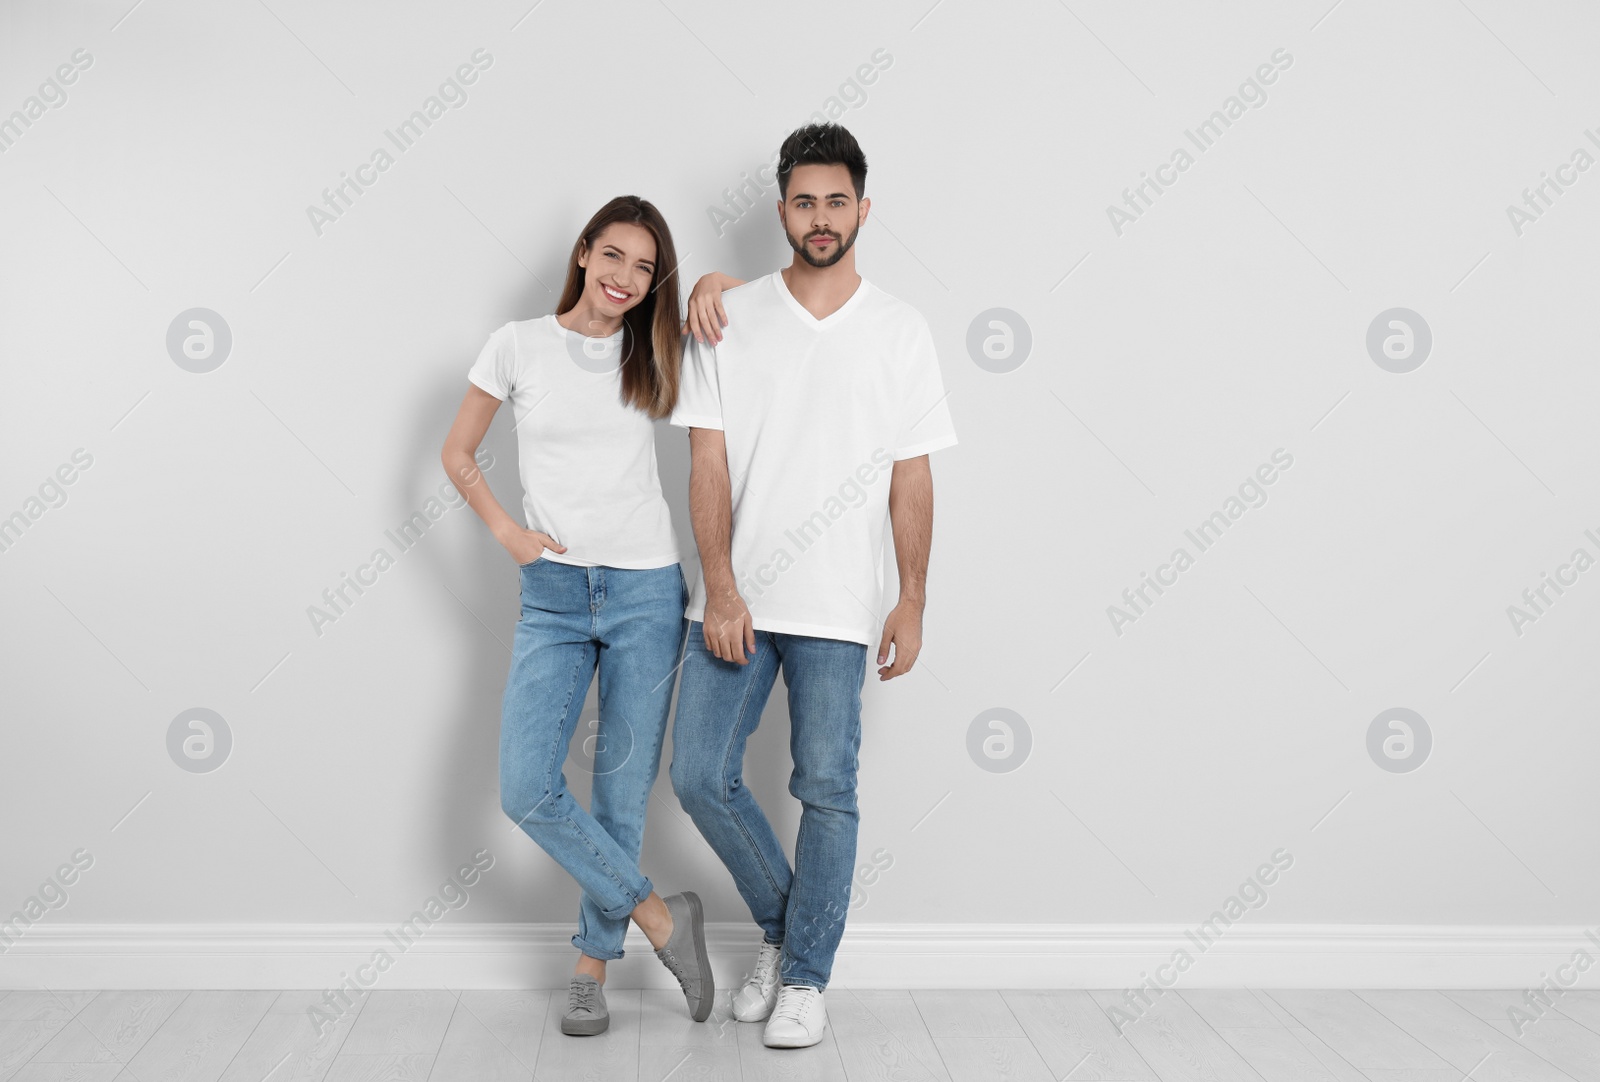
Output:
[772, 269, 870, 331]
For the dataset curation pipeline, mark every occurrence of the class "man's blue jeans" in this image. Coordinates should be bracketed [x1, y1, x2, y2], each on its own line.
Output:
[498, 559, 687, 960]
[669, 620, 868, 990]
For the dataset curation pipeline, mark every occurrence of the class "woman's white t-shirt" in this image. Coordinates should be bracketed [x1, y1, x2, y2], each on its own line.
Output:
[467, 314, 679, 570]
[670, 273, 958, 646]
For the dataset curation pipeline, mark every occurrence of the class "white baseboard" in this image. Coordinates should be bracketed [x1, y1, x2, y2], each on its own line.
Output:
[0, 923, 1588, 990]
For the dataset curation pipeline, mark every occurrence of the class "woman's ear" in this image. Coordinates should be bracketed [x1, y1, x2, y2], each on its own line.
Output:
[576, 239, 589, 269]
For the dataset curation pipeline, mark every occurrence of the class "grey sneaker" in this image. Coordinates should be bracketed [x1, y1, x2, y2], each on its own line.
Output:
[655, 891, 714, 1021]
[560, 974, 609, 1036]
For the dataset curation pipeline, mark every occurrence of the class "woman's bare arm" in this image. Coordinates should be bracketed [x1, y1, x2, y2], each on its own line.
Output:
[440, 384, 566, 564]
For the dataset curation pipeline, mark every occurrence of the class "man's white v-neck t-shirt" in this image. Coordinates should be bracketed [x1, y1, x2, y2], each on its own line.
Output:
[670, 272, 958, 646]
[468, 314, 679, 570]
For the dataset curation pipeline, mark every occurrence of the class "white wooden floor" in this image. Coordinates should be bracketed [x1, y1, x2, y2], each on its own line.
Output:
[1, 987, 1596, 1081]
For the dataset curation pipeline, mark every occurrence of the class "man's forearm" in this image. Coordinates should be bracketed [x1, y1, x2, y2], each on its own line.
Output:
[688, 430, 737, 594]
[888, 456, 933, 607]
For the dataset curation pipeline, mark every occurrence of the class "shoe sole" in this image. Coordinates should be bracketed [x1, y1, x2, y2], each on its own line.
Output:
[762, 1026, 825, 1048]
[560, 1016, 609, 1036]
[680, 891, 715, 1022]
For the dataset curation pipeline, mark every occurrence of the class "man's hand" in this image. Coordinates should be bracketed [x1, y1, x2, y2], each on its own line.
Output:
[703, 585, 756, 664]
[876, 599, 924, 680]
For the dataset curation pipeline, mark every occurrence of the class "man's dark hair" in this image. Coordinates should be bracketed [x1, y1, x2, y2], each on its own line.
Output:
[776, 123, 868, 200]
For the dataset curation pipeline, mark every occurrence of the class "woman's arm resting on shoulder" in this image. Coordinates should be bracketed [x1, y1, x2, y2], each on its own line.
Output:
[682, 272, 745, 346]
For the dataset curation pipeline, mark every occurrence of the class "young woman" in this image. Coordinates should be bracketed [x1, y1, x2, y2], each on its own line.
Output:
[441, 196, 713, 1036]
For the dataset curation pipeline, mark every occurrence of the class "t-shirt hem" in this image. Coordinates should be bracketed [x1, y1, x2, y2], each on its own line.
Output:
[541, 550, 680, 570]
[892, 432, 959, 460]
[684, 605, 872, 647]
[670, 414, 725, 430]
[467, 371, 506, 401]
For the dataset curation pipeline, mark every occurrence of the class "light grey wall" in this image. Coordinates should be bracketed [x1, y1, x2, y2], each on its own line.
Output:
[2, 0, 1595, 947]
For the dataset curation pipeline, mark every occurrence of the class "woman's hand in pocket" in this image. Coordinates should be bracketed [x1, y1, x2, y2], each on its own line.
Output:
[504, 529, 566, 566]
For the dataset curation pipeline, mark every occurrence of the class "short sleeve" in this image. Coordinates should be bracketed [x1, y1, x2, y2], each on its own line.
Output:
[670, 332, 724, 430]
[893, 316, 958, 459]
[466, 322, 516, 401]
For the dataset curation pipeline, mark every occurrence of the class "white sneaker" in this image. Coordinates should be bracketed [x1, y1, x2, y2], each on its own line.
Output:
[732, 941, 782, 1021]
[762, 985, 826, 1048]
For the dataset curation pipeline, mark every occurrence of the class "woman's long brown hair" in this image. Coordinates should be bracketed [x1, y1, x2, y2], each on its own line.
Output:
[555, 196, 681, 419]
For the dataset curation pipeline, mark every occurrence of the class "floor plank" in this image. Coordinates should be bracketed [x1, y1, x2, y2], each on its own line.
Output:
[1216, 1025, 1355, 1082]
[932, 1038, 1054, 1082]
[216, 990, 357, 1082]
[1242, 990, 1303, 1033]
[999, 990, 1157, 1080]
[1087, 990, 1265, 1082]
[29, 992, 187, 1065]
[638, 989, 740, 1082]
[114, 991, 276, 1082]
[338, 991, 456, 1057]
[1490, 1017, 1600, 1081]
[1275, 1025, 1373, 1082]
[1550, 991, 1600, 1036]
[529, 987, 639, 1082]
[736, 1013, 849, 1082]
[1181, 991, 1280, 1030]
[1446, 991, 1528, 1024]
[0, 1020, 72, 1081]
[317, 1053, 434, 1081]
[428, 996, 533, 1082]
[910, 991, 1024, 1039]
[0, 995, 96, 1024]
[1269, 991, 1448, 1070]
[828, 990, 950, 1082]
[451, 991, 548, 1075]
[2, 988, 1585, 1082]
[8, 1065, 124, 1082]
[1357, 989, 1573, 1081]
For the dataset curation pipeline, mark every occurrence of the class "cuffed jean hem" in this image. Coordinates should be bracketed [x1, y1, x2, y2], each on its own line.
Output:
[571, 934, 627, 961]
[780, 977, 826, 991]
[592, 871, 652, 921]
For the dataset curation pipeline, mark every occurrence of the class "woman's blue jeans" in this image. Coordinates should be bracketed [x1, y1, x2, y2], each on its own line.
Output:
[498, 558, 687, 960]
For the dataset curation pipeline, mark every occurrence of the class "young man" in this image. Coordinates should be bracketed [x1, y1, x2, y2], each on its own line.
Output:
[668, 123, 957, 1048]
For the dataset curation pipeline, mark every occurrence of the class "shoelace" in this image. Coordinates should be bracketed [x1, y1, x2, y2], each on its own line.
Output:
[771, 987, 816, 1023]
[751, 946, 779, 987]
[569, 980, 600, 1014]
[660, 946, 691, 993]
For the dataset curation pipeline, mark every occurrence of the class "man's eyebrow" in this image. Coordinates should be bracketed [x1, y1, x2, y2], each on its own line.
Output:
[789, 191, 853, 201]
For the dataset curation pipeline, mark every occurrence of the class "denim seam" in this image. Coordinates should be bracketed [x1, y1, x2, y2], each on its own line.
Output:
[563, 819, 643, 918]
[781, 640, 867, 989]
[543, 637, 643, 919]
[717, 636, 791, 902]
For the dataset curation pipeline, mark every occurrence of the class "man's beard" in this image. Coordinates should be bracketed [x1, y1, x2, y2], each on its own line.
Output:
[787, 221, 861, 268]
